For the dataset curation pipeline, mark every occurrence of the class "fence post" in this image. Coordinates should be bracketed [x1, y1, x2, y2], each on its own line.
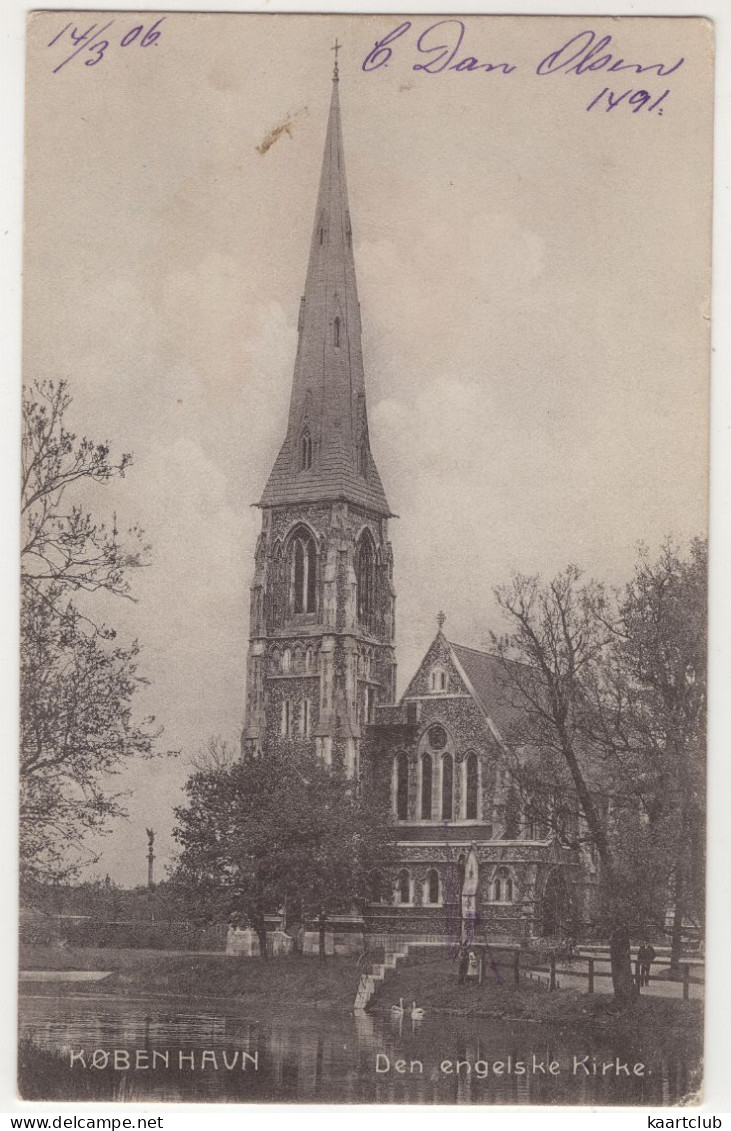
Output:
[550, 953, 556, 991]
[513, 948, 520, 987]
[683, 964, 690, 1001]
[588, 956, 594, 994]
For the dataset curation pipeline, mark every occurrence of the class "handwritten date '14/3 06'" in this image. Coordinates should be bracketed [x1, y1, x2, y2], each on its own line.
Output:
[362, 22, 683, 115]
[47, 18, 165, 74]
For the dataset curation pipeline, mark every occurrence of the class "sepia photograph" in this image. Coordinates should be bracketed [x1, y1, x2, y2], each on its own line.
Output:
[18, 11, 712, 1106]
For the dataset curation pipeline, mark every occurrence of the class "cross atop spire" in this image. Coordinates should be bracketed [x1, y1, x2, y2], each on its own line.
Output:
[331, 38, 341, 81]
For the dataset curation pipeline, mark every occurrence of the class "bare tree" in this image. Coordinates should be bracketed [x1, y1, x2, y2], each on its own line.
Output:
[492, 566, 637, 1001]
[187, 735, 240, 775]
[492, 542, 706, 997]
[20, 380, 157, 888]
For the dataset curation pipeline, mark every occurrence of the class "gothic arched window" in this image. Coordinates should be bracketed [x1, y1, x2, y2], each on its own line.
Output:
[291, 528, 317, 614]
[420, 752, 433, 820]
[395, 752, 408, 820]
[396, 869, 411, 904]
[334, 316, 341, 348]
[493, 867, 513, 903]
[301, 429, 312, 471]
[356, 530, 376, 631]
[426, 868, 440, 905]
[441, 752, 454, 821]
[465, 751, 479, 821]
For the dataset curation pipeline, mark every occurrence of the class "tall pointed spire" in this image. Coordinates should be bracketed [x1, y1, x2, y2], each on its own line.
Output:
[259, 58, 391, 517]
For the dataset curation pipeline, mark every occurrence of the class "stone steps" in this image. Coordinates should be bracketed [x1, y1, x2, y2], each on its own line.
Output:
[354, 939, 448, 1012]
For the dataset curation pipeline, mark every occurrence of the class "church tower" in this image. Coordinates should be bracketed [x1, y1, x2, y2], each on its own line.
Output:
[243, 56, 396, 775]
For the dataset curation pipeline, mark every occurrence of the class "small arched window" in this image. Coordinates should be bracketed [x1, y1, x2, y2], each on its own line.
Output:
[493, 867, 513, 903]
[465, 752, 479, 821]
[301, 429, 312, 471]
[420, 753, 433, 820]
[356, 531, 376, 630]
[334, 316, 340, 348]
[319, 227, 324, 245]
[395, 753, 408, 820]
[291, 528, 317, 614]
[426, 869, 440, 905]
[441, 752, 454, 821]
[397, 870, 411, 904]
[429, 666, 448, 693]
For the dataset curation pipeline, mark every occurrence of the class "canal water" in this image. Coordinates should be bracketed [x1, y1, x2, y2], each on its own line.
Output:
[19, 994, 697, 1105]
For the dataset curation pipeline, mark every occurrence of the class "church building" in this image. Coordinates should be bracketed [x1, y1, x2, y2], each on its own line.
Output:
[243, 57, 595, 946]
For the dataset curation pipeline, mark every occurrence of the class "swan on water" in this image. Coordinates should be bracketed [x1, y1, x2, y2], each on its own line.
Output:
[410, 1002, 425, 1020]
[390, 998, 404, 1016]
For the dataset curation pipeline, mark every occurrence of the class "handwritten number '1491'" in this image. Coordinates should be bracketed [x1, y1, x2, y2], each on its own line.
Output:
[587, 87, 670, 114]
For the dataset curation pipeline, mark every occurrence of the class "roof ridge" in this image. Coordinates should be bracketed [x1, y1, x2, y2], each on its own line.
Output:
[450, 639, 535, 673]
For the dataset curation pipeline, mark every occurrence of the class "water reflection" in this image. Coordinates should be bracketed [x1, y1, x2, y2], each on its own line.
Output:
[18, 995, 695, 1105]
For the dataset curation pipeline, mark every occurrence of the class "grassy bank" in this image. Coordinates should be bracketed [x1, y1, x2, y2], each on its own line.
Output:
[20, 947, 360, 1008]
[371, 956, 703, 1048]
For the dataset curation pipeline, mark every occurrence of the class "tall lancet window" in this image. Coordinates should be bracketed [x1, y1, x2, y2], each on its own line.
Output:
[395, 753, 408, 821]
[441, 753, 454, 821]
[355, 530, 376, 630]
[300, 429, 312, 471]
[291, 527, 316, 614]
[334, 316, 341, 348]
[359, 436, 368, 478]
[465, 752, 479, 821]
[421, 752, 433, 820]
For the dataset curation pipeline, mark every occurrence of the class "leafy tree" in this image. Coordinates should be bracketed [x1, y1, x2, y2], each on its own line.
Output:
[20, 380, 155, 888]
[171, 744, 397, 958]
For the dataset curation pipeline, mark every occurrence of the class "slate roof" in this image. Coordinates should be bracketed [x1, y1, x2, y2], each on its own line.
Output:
[449, 641, 535, 742]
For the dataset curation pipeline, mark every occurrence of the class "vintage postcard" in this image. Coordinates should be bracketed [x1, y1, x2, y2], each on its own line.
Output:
[19, 12, 712, 1106]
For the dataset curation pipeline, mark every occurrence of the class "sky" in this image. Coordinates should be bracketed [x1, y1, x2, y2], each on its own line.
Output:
[22, 13, 712, 886]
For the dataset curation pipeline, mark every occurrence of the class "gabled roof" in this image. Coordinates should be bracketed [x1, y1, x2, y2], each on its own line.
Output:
[400, 629, 533, 744]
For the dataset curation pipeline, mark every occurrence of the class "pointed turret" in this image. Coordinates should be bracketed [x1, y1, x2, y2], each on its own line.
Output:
[259, 64, 391, 517]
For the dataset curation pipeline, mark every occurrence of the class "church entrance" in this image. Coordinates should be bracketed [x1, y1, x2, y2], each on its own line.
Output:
[540, 868, 571, 939]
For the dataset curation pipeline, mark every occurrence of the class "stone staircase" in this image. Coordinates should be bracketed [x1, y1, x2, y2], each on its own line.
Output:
[354, 940, 446, 1012]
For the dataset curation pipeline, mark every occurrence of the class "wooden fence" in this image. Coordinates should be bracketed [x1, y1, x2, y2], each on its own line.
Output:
[471, 944, 701, 1000]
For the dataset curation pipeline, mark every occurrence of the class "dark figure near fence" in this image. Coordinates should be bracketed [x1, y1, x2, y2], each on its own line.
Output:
[458, 944, 470, 985]
[638, 941, 656, 987]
